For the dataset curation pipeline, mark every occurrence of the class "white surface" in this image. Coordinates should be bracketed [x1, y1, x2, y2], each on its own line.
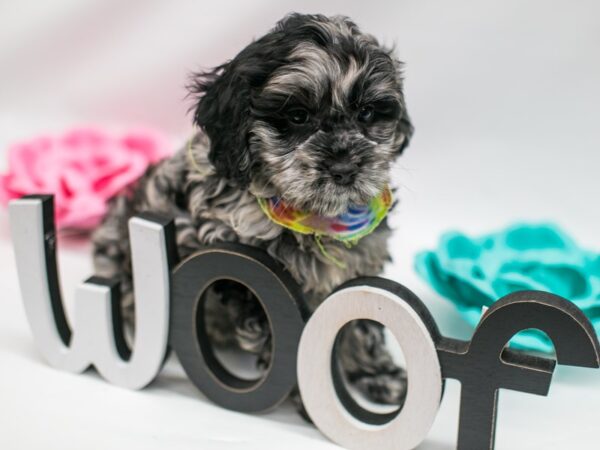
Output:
[1, 1, 599, 449]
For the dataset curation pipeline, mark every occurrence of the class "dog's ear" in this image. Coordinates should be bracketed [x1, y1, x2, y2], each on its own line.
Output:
[189, 34, 284, 186]
[383, 52, 414, 156]
[394, 109, 414, 155]
[189, 60, 254, 185]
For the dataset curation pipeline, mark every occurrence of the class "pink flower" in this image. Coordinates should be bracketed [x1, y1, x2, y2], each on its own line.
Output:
[0, 127, 172, 230]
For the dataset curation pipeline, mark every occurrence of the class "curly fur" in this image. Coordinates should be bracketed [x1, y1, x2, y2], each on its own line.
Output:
[92, 13, 414, 410]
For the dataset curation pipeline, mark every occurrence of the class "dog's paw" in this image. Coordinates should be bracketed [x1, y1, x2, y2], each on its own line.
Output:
[353, 369, 408, 406]
[234, 314, 269, 353]
[256, 336, 272, 372]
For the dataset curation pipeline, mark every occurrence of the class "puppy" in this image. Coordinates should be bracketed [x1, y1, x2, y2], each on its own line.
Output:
[93, 13, 414, 410]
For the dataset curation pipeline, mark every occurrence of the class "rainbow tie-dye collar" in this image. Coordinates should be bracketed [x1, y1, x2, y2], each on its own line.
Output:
[257, 187, 392, 243]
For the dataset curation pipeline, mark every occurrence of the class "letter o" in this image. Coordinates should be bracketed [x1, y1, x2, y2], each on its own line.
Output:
[297, 278, 443, 450]
[170, 244, 306, 413]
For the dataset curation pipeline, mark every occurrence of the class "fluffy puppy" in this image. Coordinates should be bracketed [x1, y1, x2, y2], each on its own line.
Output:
[93, 13, 414, 409]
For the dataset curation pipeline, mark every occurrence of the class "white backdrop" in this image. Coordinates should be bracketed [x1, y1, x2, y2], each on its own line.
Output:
[1, 1, 599, 449]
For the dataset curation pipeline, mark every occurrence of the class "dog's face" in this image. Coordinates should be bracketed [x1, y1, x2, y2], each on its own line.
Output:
[191, 14, 413, 216]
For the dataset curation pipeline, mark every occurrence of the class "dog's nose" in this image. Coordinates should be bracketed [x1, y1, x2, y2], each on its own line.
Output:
[328, 161, 358, 186]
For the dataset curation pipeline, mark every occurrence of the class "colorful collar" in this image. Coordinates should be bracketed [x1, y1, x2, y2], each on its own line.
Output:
[257, 186, 392, 243]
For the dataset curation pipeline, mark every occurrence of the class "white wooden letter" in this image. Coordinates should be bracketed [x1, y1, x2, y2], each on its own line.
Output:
[9, 196, 173, 389]
[297, 281, 443, 450]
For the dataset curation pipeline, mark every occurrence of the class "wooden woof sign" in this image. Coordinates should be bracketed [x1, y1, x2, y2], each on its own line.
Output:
[9, 195, 600, 450]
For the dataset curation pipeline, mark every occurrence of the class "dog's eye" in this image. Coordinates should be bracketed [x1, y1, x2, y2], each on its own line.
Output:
[287, 108, 309, 125]
[358, 105, 375, 123]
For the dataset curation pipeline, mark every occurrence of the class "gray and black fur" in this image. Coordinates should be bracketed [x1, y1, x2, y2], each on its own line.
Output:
[92, 13, 414, 411]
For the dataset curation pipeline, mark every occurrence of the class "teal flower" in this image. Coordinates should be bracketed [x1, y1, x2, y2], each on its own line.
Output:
[415, 224, 600, 353]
